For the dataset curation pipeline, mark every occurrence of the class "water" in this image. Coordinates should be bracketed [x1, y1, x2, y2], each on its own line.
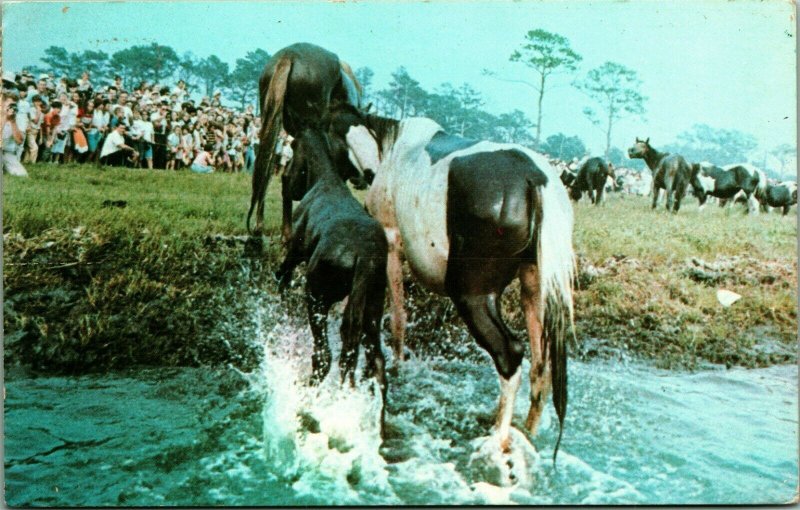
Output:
[5, 299, 798, 506]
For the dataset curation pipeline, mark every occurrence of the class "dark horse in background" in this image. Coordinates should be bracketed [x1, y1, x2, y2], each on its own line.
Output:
[326, 103, 576, 463]
[569, 157, 615, 205]
[759, 181, 797, 215]
[247, 42, 363, 240]
[275, 128, 389, 431]
[689, 162, 765, 214]
[628, 138, 692, 212]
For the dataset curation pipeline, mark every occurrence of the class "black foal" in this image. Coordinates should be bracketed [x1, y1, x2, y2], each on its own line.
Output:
[275, 128, 389, 429]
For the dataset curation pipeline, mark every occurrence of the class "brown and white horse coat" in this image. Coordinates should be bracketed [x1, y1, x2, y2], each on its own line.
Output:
[334, 109, 576, 459]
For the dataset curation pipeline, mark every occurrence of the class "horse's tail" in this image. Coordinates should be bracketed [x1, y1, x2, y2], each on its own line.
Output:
[248, 55, 293, 235]
[533, 171, 576, 464]
[339, 60, 363, 107]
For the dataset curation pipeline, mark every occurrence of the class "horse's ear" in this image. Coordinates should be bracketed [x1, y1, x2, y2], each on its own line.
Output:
[362, 102, 374, 113]
[645, 137, 650, 144]
[635, 137, 641, 143]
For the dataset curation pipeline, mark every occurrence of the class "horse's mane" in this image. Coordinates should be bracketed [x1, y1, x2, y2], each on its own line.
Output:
[365, 114, 400, 153]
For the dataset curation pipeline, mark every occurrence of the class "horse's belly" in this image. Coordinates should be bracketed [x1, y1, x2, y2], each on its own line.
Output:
[395, 166, 450, 294]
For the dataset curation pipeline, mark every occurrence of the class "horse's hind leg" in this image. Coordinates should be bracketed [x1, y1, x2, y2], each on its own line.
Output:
[307, 293, 333, 385]
[518, 263, 551, 436]
[449, 291, 523, 450]
[385, 229, 407, 361]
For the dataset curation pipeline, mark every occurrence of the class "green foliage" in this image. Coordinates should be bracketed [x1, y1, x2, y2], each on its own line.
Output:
[663, 124, 758, 166]
[503, 28, 583, 147]
[225, 49, 271, 109]
[575, 61, 647, 158]
[39, 46, 73, 77]
[355, 67, 375, 102]
[509, 29, 583, 77]
[111, 43, 180, 89]
[539, 133, 588, 161]
[194, 55, 230, 97]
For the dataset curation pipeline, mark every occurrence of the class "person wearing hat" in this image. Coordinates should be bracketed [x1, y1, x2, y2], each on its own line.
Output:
[3, 97, 28, 176]
[99, 123, 138, 167]
[14, 85, 31, 159]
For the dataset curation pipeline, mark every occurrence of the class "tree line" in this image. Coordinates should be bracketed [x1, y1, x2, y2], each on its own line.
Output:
[28, 37, 795, 178]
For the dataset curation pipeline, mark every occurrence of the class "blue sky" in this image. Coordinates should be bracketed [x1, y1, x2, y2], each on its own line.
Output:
[3, 0, 796, 161]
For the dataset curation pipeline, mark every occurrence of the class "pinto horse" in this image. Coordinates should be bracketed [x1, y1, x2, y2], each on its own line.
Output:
[690, 162, 765, 214]
[247, 43, 363, 240]
[275, 128, 389, 430]
[627, 138, 692, 212]
[326, 103, 576, 459]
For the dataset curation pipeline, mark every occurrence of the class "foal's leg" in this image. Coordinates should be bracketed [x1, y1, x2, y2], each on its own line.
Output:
[519, 263, 551, 436]
[450, 291, 523, 450]
[307, 293, 333, 385]
[385, 228, 407, 361]
[362, 286, 388, 435]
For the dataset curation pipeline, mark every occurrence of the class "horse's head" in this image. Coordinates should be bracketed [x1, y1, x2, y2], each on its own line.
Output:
[325, 102, 381, 181]
[286, 128, 368, 198]
[627, 137, 650, 159]
[606, 161, 616, 179]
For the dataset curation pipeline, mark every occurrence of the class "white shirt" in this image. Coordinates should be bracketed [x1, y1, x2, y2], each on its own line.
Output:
[139, 120, 154, 143]
[15, 99, 30, 132]
[92, 110, 110, 130]
[3, 121, 19, 153]
[100, 130, 126, 158]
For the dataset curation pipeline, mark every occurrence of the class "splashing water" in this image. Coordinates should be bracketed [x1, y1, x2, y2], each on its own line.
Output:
[4, 295, 798, 505]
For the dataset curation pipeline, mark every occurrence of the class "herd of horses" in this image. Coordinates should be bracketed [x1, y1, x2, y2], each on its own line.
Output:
[245, 43, 794, 466]
[563, 138, 797, 215]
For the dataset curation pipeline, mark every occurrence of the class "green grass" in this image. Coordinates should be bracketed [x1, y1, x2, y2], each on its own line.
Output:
[3, 164, 797, 371]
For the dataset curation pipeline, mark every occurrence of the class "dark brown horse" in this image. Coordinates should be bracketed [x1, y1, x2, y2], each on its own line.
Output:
[628, 138, 692, 212]
[569, 157, 615, 205]
[247, 43, 363, 240]
[275, 128, 388, 431]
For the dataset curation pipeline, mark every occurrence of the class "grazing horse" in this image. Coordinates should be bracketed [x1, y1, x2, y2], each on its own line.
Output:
[247, 42, 363, 240]
[627, 138, 692, 212]
[690, 162, 764, 214]
[274, 128, 388, 429]
[569, 157, 615, 204]
[759, 181, 797, 215]
[326, 104, 576, 460]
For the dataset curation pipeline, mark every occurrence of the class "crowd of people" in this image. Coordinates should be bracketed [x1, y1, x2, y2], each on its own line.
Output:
[1, 69, 285, 177]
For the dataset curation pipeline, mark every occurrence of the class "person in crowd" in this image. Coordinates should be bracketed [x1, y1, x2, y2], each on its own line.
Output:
[3, 98, 28, 176]
[191, 143, 215, 173]
[166, 125, 182, 170]
[99, 123, 138, 167]
[78, 71, 92, 92]
[41, 100, 62, 163]
[89, 100, 109, 163]
[24, 95, 44, 163]
[152, 114, 168, 169]
[15, 85, 31, 159]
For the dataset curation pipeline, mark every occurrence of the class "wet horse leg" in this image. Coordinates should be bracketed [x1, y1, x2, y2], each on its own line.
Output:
[385, 229, 407, 361]
[306, 293, 333, 385]
[519, 263, 550, 436]
[361, 287, 388, 435]
[450, 291, 524, 451]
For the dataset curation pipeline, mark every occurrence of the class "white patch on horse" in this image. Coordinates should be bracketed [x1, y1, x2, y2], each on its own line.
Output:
[346, 125, 380, 174]
[698, 173, 715, 194]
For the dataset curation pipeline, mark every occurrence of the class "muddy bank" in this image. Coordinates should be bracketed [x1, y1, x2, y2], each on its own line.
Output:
[3, 228, 796, 373]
